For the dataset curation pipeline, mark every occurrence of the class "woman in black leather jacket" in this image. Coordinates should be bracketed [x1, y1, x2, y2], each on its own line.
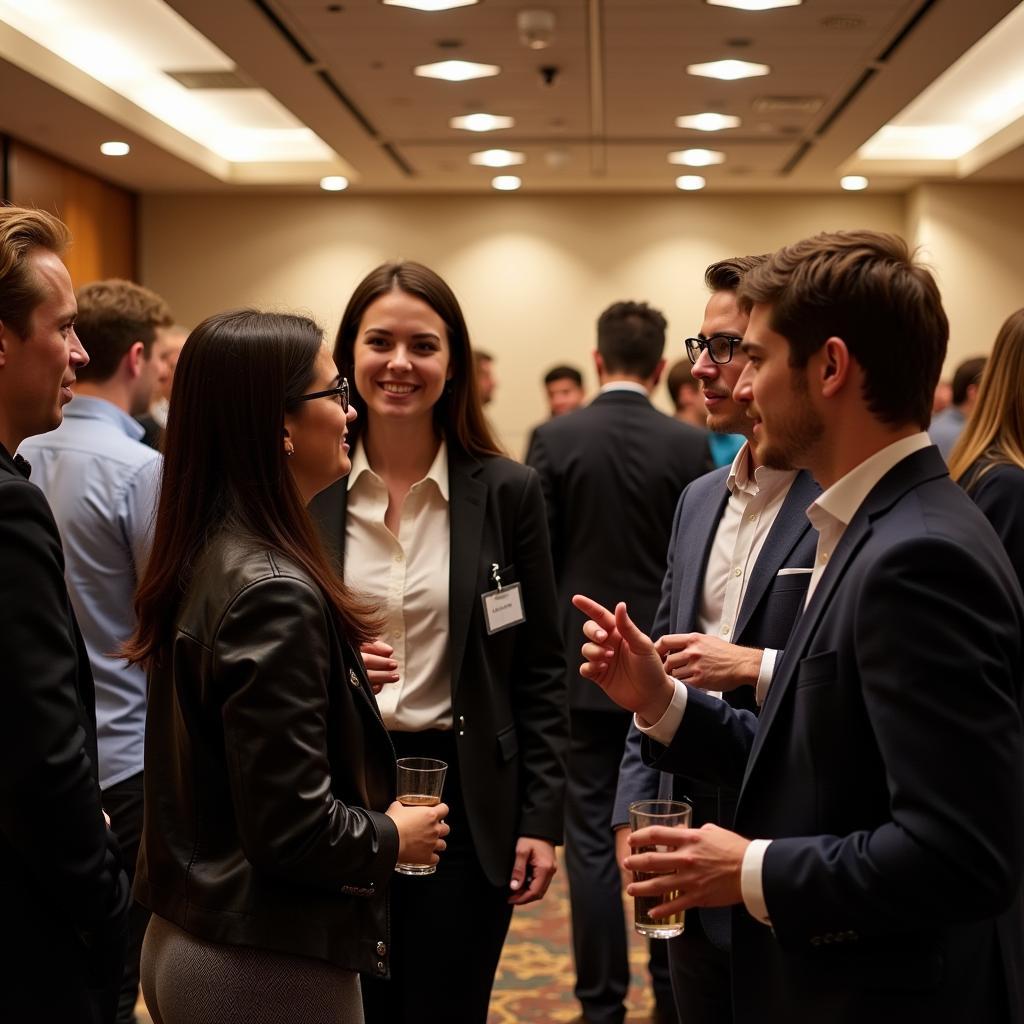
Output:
[125, 310, 448, 1024]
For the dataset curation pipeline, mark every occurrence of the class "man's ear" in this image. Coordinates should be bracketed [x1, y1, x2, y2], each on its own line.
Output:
[125, 341, 146, 379]
[592, 350, 604, 379]
[0, 320, 10, 367]
[648, 358, 667, 389]
[819, 337, 850, 398]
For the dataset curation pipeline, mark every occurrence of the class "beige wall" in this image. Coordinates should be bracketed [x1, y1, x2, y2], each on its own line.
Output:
[140, 192, 905, 454]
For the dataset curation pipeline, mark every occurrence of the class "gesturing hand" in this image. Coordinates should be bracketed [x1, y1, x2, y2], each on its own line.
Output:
[572, 595, 675, 726]
[359, 639, 399, 695]
[655, 633, 762, 692]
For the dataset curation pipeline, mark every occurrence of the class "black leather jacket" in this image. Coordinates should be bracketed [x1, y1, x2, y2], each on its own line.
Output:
[134, 531, 399, 977]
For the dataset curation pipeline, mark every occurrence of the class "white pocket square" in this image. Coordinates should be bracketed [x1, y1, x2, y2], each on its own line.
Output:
[777, 567, 814, 576]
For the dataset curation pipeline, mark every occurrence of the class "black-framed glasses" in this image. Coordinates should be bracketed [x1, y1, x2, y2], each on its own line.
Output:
[684, 334, 742, 365]
[292, 377, 349, 411]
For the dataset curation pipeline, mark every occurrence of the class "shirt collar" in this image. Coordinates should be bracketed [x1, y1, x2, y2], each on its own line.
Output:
[726, 440, 795, 498]
[0, 443, 31, 479]
[63, 395, 145, 442]
[811, 431, 932, 528]
[348, 437, 450, 503]
[599, 381, 649, 398]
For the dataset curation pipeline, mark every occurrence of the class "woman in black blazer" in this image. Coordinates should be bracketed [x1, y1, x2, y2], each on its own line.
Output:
[310, 262, 567, 1023]
[126, 310, 447, 1024]
[948, 306, 1024, 592]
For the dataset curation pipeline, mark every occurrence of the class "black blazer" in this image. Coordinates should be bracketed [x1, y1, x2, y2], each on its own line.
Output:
[961, 458, 1024, 595]
[649, 446, 1024, 1023]
[135, 532, 399, 978]
[525, 390, 712, 711]
[0, 444, 130, 1017]
[311, 443, 568, 887]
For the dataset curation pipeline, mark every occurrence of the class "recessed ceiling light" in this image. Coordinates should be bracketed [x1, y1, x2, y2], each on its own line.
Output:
[675, 113, 742, 132]
[492, 175, 522, 191]
[320, 175, 349, 191]
[415, 60, 500, 82]
[382, 0, 479, 9]
[706, 0, 802, 10]
[840, 175, 869, 191]
[450, 113, 515, 132]
[470, 149, 526, 167]
[100, 141, 130, 157]
[687, 59, 771, 81]
[676, 175, 707, 191]
[668, 149, 726, 167]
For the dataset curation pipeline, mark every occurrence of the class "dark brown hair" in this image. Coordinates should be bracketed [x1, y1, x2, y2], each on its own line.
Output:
[126, 309, 377, 668]
[74, 279, 173, 382]
[334, 261, 502, 457]
[950, 355, 987, 407]
[666, 358, 698, 409]
[0, 206, 70, 337]
[738, 230, 948, 429]
[705, 254, 769, 293]
[597, 301, 666, 378]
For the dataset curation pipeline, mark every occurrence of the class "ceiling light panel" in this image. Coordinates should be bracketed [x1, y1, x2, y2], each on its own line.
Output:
[687, 59, 771, 81]
[668, 149, 726, 167]
[450, 113, 515, 132]
[676, 113, 741, 132]
[414, 60, 500, 82]
[0, 0, 336, 164]
[100, 141, 130, 156]
[492, 175, 522, 191]
[840, 175, 868, 191]
[675, 175, 706, 191]
[469, 149, 525, 167]
[706, 0, 802, 10]
[382, 0, 479, 10]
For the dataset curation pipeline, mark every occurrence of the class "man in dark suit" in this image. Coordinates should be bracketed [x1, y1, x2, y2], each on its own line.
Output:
[611, 256, 819, 1024]
[527, 300, 710, 1024]
[0, 206, 131, 1020]
[576, 231, 1024, 1023]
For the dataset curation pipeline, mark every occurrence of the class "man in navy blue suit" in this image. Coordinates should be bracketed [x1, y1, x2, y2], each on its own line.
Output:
[577, 231, 1024, 1023]
[612, 256, 819, 1024]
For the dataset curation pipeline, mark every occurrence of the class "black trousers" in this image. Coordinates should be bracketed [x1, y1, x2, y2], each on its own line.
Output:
[668, 911, 732, 1024]
[103, 771, 150, 1024]
[362, 730, 513, 1024]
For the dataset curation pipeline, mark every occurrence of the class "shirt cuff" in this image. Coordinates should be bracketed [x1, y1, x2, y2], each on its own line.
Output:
[755, 648, 778, 707]
[741, 838, 773, 924]
[634, 679, 688, 746]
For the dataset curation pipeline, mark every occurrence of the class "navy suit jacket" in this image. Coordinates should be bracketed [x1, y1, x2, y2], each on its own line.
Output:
[526, 390, 711, 712]
[612, 464, 820, 829]
[648, 446, 1024, 1023]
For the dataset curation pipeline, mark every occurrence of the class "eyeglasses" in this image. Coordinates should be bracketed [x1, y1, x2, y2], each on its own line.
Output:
[684, 334, 742, 365]
[292, 378, 349, 411]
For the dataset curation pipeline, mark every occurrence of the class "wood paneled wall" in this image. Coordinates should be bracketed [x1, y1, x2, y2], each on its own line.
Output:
[4, 140, 136, 286]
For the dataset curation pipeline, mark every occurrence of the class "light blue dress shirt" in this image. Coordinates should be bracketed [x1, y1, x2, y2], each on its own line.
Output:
[19, 396, 161, 789]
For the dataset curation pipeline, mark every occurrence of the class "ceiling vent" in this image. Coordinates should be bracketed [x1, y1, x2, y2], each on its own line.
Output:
[752, 95, 824, 114]
[165, 69, 255, 90]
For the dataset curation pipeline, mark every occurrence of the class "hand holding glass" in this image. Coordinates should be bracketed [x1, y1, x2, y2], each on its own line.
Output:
[628, 799, 692, 938]
[395, 757, 447, 876]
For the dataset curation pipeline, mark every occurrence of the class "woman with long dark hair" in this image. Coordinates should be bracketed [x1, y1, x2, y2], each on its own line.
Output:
[126, 309, 448, 1024]
[310, 262, 567, 1023]
[948, 307, 1024, 590]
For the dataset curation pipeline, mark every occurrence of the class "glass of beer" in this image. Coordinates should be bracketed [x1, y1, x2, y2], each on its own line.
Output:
[394, 757, 447, 876]
[627, 798, 692, 938]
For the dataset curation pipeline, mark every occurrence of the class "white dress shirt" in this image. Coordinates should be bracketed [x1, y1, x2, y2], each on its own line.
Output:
[644, 432, 933, 926]
[345, 440, 453, 731]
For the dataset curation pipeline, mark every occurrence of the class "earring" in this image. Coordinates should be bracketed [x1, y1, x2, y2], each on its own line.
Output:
[285, 442, 295, 457]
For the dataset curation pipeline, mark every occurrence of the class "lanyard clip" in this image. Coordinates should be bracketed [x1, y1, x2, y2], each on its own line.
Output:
[491, 562, 503, 591]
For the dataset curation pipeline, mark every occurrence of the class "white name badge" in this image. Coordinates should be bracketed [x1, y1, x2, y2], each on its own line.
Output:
[481, 582, 526, 634]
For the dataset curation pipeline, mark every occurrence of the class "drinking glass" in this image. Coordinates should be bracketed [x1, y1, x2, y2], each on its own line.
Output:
[395, 757, 447, 876]
[627, 798, 692, 938]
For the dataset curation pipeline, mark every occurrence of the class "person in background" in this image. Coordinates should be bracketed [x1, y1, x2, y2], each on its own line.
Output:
[0, 205, 131, 1022]
[948, 307, 1024, 592]
[544, 364, 586, 417]
[666, 356, 745, 469]
[929, 354, 986, 460]
[311, 261, 567, 1024]
[475, 348, 497, 406]
[932, 378, 953, 416]
[19, 278, 170, 1024]
[137, 323, 187, 450]
[127, 310, 447, 1024]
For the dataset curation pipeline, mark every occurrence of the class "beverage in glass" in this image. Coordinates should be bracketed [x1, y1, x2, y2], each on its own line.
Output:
[395, 757, 447, 876]
[627, 798, 692, 938]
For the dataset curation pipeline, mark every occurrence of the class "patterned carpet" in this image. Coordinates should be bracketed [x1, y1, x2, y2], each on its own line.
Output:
[136, 851, 663, 1023]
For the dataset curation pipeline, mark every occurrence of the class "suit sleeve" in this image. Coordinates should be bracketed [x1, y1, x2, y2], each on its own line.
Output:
[763, 535, 1024, 946]
[216, 576, 399, 888]
[523, 428, 560, 579]
[0, 478, 129, 976]
[968, 465, 1024, 596]
[508, 469, 569, 843]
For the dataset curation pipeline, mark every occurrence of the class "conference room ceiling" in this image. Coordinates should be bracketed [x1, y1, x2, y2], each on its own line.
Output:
[1, 0, 1023, 194]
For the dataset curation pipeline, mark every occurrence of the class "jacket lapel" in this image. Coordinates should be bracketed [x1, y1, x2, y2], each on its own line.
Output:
[676, 482, 729, 631]
[309, 477, 349, 565]
[447, 446, 487, 698]
[733, 470, 818, 639]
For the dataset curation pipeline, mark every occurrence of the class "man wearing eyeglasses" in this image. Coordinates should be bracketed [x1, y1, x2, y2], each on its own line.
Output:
[610, 256, 819, 1024]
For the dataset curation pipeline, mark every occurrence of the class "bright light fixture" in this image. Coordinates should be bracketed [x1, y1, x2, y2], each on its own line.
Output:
[706, 0, 802, 10]
[675, 113, 742, 132]
[450, 113, 515, 132]
[492, 175, 522, 191]
[470, 149, 525, 167]
[320, 175, 349, 191]
[415, 60, 500, 82]
[676, 175, 707, 191]
[668, 149, 726, 167]
[382, 0, 479, 9]
[100, 141, 130, 156]
[840, 175, 869, 191]
[687, 59, 771, 81]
